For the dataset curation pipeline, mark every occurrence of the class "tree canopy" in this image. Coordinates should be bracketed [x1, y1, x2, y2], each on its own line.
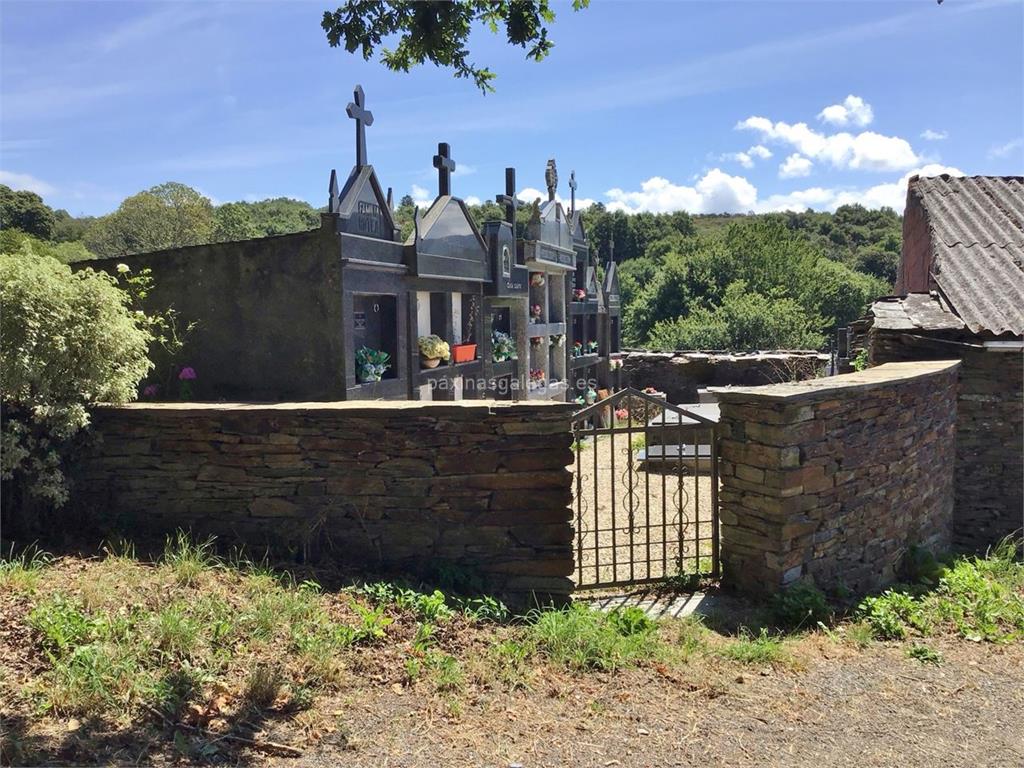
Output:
[0, 185, 56, 240]
[322, 0, 590, 93]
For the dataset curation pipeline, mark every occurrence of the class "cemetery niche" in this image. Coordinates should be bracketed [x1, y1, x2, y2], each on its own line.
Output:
[78, 84, 622, 405]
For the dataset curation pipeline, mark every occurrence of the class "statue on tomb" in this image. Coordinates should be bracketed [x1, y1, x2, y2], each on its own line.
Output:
[545, 158, 558, 202]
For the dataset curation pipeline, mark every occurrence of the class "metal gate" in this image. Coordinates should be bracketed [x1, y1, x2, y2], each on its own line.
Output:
[571, 388, 719, 589]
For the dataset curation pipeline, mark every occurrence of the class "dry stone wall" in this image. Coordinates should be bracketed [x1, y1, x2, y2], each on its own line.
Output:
[712, 361, 959, 596]
[71, 401, 576, 605]
[621, 350, 829, 404]
[870, 329, 1023, 551]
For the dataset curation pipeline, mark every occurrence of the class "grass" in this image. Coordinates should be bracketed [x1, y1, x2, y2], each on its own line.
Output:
[5, 533, 1021, 763]
[716, 628, 789, 665]
[525, 604, 662, 672]
[856, 538, 1024, 643]
[0, 543, 53, 592]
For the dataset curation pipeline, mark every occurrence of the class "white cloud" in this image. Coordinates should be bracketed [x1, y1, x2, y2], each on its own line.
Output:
[756, 163, 965, 214]
[595, 163, 965, 217]
[605, 169, 757, 214]
[818, 95, 874, 127]
[920, 128, 948, 141]
[410, 184, 433, 208]
[464, 195, 482, 206]
[723, 144, 773, 168]
[988, 137, 1024, 159]
[0, 170, 56, 196]
[779, 153, 813, 179]
[737, 114, 920, 172]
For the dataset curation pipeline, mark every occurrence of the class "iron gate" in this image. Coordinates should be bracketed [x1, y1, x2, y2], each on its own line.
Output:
[571, 388, 720, 589]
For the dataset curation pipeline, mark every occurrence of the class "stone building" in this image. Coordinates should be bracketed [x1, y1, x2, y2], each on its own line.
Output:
[861, 175, 1023, 550]
[81, 86, 622, 405]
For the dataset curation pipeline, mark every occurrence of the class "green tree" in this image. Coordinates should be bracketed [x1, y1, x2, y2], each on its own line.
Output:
[84, 182, 215, 258]
[213, 202, 261, 242]
[322, 0, 590, 93]
[0, 228, 93, 264]
[0, 185, 56, 239]
[647, 282, 825, 352]
[1, 246, 152, 508]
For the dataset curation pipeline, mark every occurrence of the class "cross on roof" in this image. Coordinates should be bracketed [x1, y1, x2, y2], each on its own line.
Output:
[495, 167, 518, 225]
[346, 84, 373, 167]
[433, 142, 455, 196]
[569, 171, 577, 215]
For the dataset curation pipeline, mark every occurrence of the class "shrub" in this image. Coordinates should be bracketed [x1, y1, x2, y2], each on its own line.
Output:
[1, 249, 152, 507]
[769, 583, 832, 630]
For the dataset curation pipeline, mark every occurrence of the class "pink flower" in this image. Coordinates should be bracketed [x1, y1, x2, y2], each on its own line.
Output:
[178, 367, 197, 381]
[142, 384, 159, 398]
[615, 408, 629, 421]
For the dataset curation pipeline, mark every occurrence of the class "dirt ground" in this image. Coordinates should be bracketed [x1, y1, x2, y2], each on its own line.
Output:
[571, 432, 716, 587]
[281, 637, 1024, 768]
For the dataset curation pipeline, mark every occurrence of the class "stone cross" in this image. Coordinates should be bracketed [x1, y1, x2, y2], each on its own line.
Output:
[433, 142, 455, 196]
[496, 167, 518, 225]
[569, 171, 577, 214]
[346, 84, 373, 167]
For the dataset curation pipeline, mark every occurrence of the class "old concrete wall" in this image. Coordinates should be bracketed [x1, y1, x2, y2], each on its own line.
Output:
[84, 222, 346, 402]
[620, 351, 829, 404]
[871, 329, 1024, 551]
[70, 401, 575, 605]
[713, 360, 959, 597]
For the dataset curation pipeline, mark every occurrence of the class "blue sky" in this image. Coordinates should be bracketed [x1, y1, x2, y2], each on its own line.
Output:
[2, 0, 1022, 217]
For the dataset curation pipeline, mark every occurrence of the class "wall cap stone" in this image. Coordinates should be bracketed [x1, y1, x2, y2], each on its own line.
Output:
[94, 400, 577, 416]
[710, 360, 960, 404]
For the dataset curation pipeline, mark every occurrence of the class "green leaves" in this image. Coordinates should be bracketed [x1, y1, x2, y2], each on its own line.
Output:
[322, 1, 590, 93]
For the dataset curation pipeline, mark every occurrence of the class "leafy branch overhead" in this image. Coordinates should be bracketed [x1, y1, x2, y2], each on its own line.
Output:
[322, 0, 590, 93]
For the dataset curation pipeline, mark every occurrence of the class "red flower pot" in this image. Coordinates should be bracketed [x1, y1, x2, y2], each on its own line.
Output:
[451, 343, 477, 363]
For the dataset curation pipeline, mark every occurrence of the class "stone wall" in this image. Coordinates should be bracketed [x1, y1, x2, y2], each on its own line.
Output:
[620, 350, 829, 404]
[712, 360, 959, 596]
[70, 401, 575, 605]
[871, 329, 1024, 551]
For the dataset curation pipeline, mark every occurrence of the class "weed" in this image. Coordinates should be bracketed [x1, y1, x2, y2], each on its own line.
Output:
[857, 590, 921, 640]
[423, 651, 464, 693]
[0, 543, 53, 592]
[527, 604, 662, 672]
[162, 531, 218, 586]
[669, 616, 709, 656]
[455, 595, 510, 623]
[413, 622, 436, 653]
[718, 628, 786, 665]
[488, 639, 532, 690]
[906, 643, 942, 665]
[152, 602, 200, 659]
[843, 621, 875, 649]
[29, 595, 100, 653]
[244, 662, 285, 708]
[769, 583, 832, 631]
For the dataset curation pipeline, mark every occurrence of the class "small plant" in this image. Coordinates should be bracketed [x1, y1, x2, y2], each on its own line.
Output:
[857, 590, 922, 640]
[851, 348, 869, 371]
[609, 358, 623, 370]
[572, 340, 583, 357]
[530, 335, 544, 348]
[177, 366, 197, 399]
[162, 531, 218, 586]
[769, 583, 832, 631]
[529, 368, 545, 385]
[491, 329, 516, 362]
[549, 333, 564, 348]
[244, 662, 284, 708]
[573, 288, 586, 301]
[906, 643, 942, 665]
[355, 346, 391, 383]
[585, 340, 598, 354]
[0, 543, 53, 592]
[718, 628, 787, 665]
[417, 334, 451, 364]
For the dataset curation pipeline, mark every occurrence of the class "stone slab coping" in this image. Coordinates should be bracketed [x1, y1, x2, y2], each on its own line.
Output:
[96, 400, 577, 416]
[709, 360, 960, 404]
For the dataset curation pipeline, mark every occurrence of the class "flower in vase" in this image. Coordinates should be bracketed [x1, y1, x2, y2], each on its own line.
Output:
[573, 288, 586, 301]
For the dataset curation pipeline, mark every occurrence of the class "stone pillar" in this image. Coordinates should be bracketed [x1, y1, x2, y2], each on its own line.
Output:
[712, 360, 959, 597]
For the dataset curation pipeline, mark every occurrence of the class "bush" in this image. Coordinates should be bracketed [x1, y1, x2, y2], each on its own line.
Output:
[769, 583, 832, 630]
[0, 249, 152, 506]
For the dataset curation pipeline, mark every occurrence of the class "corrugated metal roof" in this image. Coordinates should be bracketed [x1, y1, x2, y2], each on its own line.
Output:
[912, 175, 1024, 336]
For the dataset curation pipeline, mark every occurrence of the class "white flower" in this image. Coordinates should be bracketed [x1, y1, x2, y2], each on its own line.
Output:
[116, 263, 130, 273]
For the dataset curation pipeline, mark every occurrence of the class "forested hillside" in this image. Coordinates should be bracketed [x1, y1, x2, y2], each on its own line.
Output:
[1, 183, 896, 351]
